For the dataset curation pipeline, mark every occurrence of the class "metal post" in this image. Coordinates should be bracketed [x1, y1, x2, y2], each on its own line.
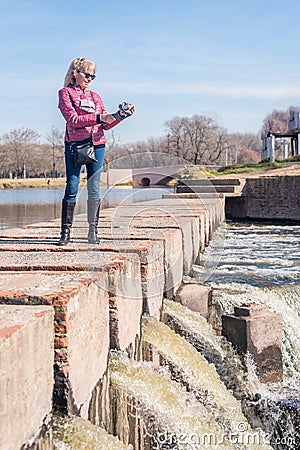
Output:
[297, 133, 300, 156]
[270, 134, 275, 163]
[283, 142, 289, 159]
[52, 125, 55, 176]
[266, 137, 271, 160]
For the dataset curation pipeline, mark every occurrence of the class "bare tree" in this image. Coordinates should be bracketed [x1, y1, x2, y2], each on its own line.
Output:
[165, 115, 228, 164]
[164, 116, 188, 158]
[227, 132, 261, 164]
[261, 106, 298, 134]
[0, 144, 10, 177]
[45, 126, 64, 177]
[2, 128, 40, 178]
[104, 129, 120, 153]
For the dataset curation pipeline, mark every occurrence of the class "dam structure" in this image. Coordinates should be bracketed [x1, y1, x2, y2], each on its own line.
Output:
[0, 175, 299, 449]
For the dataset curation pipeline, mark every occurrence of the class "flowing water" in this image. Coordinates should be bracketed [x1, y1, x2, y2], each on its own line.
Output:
[141, 315, 272, 449]
[109, 350, 261, 450]
[184, 222, 300, 449]
[189, 222, 300, 287]
[161, 299, 258, 403]
[187, 222, 300, 389]
[52, 413, 131, 449]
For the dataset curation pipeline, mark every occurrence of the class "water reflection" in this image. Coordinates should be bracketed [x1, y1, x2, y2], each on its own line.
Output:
[0, 187, 172, 229]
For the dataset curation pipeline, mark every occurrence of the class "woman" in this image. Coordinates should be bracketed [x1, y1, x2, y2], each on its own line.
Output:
[57, 57, 134, 245]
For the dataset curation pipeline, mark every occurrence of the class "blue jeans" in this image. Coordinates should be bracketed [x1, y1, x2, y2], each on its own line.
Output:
[63, 142, 105, 202]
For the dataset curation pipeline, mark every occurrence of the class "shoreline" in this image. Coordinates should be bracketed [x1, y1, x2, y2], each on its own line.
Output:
[0, 178, 67, 190]
[1, 161, 299, 190]
[0, 178, 110, 190]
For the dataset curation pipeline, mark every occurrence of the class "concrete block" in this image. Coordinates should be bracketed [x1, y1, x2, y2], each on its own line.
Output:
[92, 239, 164, 319]
[0, 272, 110, 418]
[0, 304, 54, 450]
[106, 254, 143, 354]
[222, 302, 283, 383]
[95, 228, 183, 300]
[0, 250, 142, 307]
[0, 248, 125, 272]
[0, 265, 142, 416]
[176, 184, 236, 194]
[0, 221, 182, 300]
[135, 197, 224, 241]
[175, 283, 211, 318]
[81, 239, 164, 319]
[130, 216, 197, 276]
[0, 253, 143, 417]
[99, 228, 181, 301]
[99, 201, 203, 274]
[176, 178, 241, 186]
[99, 206, 200, 274]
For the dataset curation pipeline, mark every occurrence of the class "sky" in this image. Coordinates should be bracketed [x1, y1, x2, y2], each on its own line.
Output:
[1, 0, 300, 145]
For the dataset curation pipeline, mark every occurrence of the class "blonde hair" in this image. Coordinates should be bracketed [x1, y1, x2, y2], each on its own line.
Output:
[64, 57, 97, 87]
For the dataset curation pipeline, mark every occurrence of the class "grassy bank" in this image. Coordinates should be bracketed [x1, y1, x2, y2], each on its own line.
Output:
[0, 178, 69, 189]
[213, 159, 300, 175]
[178, 160, 300, 178]
[0, 177, 129, 189]
[0, 177, 94, 189]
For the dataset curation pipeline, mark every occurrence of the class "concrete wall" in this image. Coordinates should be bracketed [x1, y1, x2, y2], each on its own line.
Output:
[226, 176, 300, 222]
[101, 169, 133, 187]
[0, 265, 142, 418]
[0, 305, 54, 450]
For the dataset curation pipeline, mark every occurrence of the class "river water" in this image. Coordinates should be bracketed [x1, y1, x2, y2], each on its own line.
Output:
[190, 222, 300, 287]
[189, 222, 300, 389]
[186, 222, 300, 449]
[0, 187, 172, 229]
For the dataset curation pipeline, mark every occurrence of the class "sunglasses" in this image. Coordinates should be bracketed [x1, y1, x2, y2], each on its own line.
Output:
[78, 71, 96, 80]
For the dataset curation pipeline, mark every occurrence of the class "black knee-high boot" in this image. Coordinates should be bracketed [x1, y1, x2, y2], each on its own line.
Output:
[57, 200, 76, 246]
[87, 200, 100, 244]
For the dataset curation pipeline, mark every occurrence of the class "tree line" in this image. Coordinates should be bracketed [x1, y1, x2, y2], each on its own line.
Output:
[0, 106, 295, 178]
[0, 127, 65, 179]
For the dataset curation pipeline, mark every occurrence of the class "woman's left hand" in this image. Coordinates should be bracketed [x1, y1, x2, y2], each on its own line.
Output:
[118, 102, 135, 118]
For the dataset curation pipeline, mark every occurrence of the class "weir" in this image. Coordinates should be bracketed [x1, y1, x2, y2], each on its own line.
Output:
[109, 353, 238, 450]
[142, 316, 251, 433]
[0, 192, 225, 449]
[52, 413, 129, 449]
[0, 177, 299, 449]
[191, 222, 300, 448]
[161, 299, 257, 403]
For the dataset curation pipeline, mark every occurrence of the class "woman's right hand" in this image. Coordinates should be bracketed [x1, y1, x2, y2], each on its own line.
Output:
[99, 113, 116, 124]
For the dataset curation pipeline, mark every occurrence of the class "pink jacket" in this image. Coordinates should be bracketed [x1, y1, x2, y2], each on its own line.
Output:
[58, 85, 122, 146]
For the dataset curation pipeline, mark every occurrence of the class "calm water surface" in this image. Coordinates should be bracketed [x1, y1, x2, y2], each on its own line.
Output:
[0, 187, 172, 229]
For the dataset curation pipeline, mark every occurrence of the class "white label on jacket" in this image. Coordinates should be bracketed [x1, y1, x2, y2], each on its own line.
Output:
[79, 98, 95, 113]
